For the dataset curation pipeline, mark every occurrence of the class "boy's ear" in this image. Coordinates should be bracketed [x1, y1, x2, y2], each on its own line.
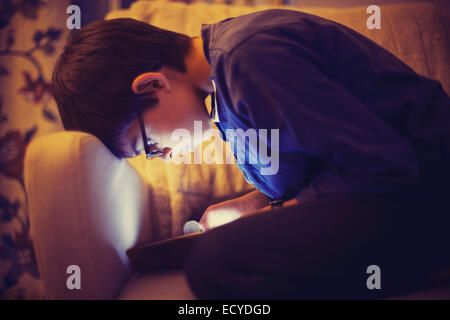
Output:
[131, 72, 171, 94]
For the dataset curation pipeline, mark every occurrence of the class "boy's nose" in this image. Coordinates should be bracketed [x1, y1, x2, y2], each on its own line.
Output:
[160, 147, 173, 162]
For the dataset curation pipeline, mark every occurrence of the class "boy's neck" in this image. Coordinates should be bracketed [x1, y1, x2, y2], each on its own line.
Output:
[185, 36, 214, 93]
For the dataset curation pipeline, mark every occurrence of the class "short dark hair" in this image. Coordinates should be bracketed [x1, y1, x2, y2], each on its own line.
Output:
[52, 18, 191, 158]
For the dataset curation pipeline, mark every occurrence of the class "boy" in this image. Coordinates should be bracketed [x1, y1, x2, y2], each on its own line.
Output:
[52, 9, 450, 298]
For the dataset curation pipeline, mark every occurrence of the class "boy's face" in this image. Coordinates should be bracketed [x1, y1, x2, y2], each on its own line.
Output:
[122, 69, 212, 161]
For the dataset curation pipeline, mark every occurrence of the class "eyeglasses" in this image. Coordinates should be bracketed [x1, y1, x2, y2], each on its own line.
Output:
[137, 105, 162, 160]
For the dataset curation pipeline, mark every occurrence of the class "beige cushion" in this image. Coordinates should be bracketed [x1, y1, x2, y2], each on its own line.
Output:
[117, 270, 195, 300]
[24, 131, 154, 299]
[23, 130, 251, 299]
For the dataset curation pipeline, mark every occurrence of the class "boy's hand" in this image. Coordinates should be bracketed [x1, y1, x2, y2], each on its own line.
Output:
[199, 190, 270, 231]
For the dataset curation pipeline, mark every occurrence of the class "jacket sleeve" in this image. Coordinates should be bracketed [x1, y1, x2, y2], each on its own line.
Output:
[223, 32, 420, 193]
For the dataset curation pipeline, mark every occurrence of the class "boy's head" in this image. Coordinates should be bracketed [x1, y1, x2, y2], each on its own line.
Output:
[52, 18, 212, 160]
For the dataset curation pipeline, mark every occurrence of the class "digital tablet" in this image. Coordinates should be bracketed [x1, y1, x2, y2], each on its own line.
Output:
[126, 232, 204, 273]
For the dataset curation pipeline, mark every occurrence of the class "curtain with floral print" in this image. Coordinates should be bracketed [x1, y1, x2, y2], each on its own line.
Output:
[0, 0, 69, 300]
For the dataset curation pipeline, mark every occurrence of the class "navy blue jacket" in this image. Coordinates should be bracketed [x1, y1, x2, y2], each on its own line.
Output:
[200, 9, 450, 202]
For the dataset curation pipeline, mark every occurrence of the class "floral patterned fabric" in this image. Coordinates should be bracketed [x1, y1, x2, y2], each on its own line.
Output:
[0, 0, 69, 299]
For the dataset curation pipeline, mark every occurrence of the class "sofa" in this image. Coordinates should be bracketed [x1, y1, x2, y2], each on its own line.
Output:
[24, 0, 450, 299]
